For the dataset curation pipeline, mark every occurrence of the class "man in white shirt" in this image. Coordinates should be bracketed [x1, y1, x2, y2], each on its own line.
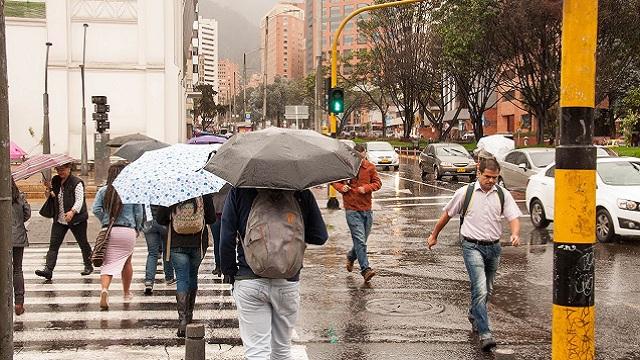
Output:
[427, 157, 521, 352]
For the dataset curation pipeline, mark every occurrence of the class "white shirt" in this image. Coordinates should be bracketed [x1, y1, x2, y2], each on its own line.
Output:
[56, 182, 84, 225]
[443, 182, 521, 241]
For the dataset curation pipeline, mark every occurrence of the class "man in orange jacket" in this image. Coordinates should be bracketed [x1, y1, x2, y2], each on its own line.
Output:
[333, 144, 382, 282]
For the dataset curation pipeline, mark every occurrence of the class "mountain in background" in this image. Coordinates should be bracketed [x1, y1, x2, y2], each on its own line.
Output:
[198, 0, 282, 78]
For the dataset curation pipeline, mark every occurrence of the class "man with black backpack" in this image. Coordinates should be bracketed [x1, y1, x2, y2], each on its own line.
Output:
[426, 157, 521, 352]
[220, 187, 328, 360]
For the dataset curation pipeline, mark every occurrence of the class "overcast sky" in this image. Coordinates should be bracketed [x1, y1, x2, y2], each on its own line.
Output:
[203, 0, 282, 25]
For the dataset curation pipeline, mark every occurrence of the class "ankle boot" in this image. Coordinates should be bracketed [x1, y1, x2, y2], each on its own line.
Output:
[186, 288, 197, 324]
[35, 267, 53, 280]
[176, 292, 189, 337]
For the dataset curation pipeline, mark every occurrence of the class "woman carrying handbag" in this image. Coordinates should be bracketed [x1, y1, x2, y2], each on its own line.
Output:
[92, 162, 144, 310]
[11, 178, 31, 315]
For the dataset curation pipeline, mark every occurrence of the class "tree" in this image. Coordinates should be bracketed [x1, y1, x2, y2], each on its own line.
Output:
[435, 0, 503, 141]
[491, 0, 562, 144]
[193, 84, 221, 131]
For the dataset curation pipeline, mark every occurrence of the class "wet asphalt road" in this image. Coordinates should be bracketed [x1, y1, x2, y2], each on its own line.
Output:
[298, 155, 640, 360]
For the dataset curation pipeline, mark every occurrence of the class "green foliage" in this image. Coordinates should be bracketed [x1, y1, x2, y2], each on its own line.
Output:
[621, 111, 640, 145]
[193, 84, 221, 131]
[612, 146, 640, 157]
[5, 1, 46, 18]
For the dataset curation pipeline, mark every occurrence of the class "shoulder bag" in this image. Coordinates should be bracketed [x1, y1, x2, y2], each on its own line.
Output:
[91, 192, 121, 267]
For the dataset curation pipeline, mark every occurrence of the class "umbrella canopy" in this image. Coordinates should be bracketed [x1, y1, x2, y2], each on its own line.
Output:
[113, 139, 169, 162]
[11, 154, 75, 180]
[113, 144, 226, 207]
[187, 135, 227, 145]
[476, 135, 515, 161]
[10, 141, 26, 160]
[107, 133, 157, 147]
[204, 127, 361, 190]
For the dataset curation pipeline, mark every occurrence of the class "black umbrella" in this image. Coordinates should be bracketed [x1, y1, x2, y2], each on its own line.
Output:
[204, 127, 361, 190]
[113, 140, 169, 162]
[107, 133, 157, 147]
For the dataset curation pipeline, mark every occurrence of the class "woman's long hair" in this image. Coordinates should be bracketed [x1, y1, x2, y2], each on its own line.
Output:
[104, 161, 127, 219]
[11, 178, 20, 203]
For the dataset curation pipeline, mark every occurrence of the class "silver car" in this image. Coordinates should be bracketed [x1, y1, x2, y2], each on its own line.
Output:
[365, 141, 400, 171]
[419, 143, 476, 180]
[498, 148, 555, 190]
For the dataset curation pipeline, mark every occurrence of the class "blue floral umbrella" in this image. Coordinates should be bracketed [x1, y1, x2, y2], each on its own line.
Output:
[113, 144, 226, 207]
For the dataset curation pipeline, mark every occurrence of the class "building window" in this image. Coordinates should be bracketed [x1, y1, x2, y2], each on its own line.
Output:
[521, 114, 531, 129]
[193, 64, 198, 73]
[330, 6, 341, 19]
[344, 35, 353, 45]
[344, 5, 354, 14]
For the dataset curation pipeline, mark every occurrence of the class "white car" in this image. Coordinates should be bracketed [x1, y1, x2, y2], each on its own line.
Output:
[526, 157, 640, 242]
[364, 141, 399, 171]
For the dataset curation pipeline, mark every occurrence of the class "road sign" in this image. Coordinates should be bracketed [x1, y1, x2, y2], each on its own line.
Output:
[284, 106, 309, 129]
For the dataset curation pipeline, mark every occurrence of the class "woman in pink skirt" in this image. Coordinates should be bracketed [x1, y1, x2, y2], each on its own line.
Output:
[92, 162, 143, 310]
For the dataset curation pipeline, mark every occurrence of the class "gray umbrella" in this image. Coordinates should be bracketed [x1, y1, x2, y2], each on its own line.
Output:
[113, 140, 169, 162]
[107, 133, 157, 147]
[204, 127, 361, 190]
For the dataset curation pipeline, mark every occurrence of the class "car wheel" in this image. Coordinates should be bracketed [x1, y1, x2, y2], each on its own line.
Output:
[394, 165, 399, 171]
[596, 208, 615, 243]
[434, 166, 442, 180]
[530, 199, 550, 229]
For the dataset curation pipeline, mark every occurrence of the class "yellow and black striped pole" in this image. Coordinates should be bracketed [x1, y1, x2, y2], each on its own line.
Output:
[553, 1, 598, 359]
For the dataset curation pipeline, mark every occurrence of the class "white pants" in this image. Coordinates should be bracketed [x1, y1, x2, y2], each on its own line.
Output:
[233, 278, 300, 360]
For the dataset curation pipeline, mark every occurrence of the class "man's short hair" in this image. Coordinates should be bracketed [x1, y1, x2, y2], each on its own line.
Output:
[476, 149, 496, 161]
[479, 157, 500, 173]
[353, 144, 366, 153]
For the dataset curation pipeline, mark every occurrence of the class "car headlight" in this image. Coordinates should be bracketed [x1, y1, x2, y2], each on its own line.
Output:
[440, 162, 453, 167]
[617, 199, 639, 210]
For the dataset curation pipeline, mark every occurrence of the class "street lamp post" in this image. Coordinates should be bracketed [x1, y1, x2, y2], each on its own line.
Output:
[80, 23, 89, 176]
[43, 41, 52, 180]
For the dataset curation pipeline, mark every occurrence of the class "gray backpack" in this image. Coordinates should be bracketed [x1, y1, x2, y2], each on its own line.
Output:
[242, 190, 306, 278]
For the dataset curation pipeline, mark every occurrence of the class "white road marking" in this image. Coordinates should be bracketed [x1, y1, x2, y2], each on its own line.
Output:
[377, 172, 457, 193]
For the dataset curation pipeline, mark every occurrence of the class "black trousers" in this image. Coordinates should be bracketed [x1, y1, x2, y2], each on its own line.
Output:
[13, 247, 24, 305]
[45, 221, 93, 270]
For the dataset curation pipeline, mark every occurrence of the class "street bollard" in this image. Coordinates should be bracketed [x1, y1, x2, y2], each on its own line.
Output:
[185, 323, 206, 360]
[493, 348, 516, 360]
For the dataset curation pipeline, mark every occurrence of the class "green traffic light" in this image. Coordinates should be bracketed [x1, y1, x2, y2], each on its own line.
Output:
[329, 88, 344, 114]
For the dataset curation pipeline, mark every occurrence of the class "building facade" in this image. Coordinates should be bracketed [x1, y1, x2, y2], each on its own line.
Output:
[197, 17, 218, 90]
[218, 59, 239, 106]
[261, 2, 305, 83]
[6, 0, 196, 159]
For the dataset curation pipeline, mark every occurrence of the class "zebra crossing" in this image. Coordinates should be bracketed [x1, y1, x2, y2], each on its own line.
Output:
[13, 244, 310, 359]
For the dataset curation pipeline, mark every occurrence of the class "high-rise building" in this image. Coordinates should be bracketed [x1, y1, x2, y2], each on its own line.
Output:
[304, 0, 371, 75]
[218, 59, 240, 106]
[261, 3, 305, 84]
[198, 17, 219, 91]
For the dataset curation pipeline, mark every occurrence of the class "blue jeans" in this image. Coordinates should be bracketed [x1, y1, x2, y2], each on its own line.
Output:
[462, 239, 501, 339]
[143, 220, 174, 283]
[170, 247, 202, 293]
[233, 279, 300, 360]
[210, 220, 221, 267]
[346, 210, 373, 272]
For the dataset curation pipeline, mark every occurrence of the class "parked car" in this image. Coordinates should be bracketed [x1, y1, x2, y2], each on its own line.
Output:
[419, 143, 476, 181]
[526, 157, 640, 242]
[498, 148, 555, 190]
[364, 141, 399, 171]
[461, 131, 475, 142]
[339, 139, 356, 149]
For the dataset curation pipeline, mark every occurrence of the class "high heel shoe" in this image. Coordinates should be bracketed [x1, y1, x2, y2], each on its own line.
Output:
[100, 289, 109, 310]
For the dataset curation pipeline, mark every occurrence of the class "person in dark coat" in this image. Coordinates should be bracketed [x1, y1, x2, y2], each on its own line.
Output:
[11, 178, 31, 315]
[156, 194, 215, 337]
[36, 163, 93, 280]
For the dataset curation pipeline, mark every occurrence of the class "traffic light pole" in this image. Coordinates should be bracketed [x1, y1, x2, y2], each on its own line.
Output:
[327, 0, 427, 209]
[80, 23, 89, 176]
[552, 1, 598, 359]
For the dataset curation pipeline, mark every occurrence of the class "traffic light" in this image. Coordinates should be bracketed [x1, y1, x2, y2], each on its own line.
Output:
[92, 96, 110, 133]
[328, 87, 344, 114]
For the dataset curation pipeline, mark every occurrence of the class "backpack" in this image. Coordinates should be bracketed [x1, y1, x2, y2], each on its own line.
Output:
[172, 197, 205, 234]
[460, 184, 505, 227]
[242, 190, 306, 279]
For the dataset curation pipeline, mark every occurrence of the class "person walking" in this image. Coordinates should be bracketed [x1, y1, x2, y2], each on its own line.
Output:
[220, 187, 328, 359]
[427, 157, 521, 351]
[210, 184, 230, 277]
[35, 163, 93, 280]
[143, 205, 176, 295]
[156, 194, 215, 337]
[332, 144, 382, 283]
[92, 162, 144, 310]
[11, 178, 31, 316]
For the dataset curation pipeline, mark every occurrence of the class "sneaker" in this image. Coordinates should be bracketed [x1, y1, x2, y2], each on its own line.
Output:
[81, 265, 94, 276]
[166, 278, 177, 286]
[362, 268, 376, 282]
[144, 282, 153, 296]
[480, 337, 497, 352]
[99, 290, 109, 311]
[212, 265, 222, 277]
[35, 268, 52, 280]
[346, 258, 355, 273]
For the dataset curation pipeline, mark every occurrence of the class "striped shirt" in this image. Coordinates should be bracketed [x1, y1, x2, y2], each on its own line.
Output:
[56, 182, 84, 225]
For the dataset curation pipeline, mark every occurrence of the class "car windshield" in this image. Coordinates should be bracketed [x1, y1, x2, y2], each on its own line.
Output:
[529, 152, 556, 167]
[597, 161, 640, 186]
[436, 146, 469, 157]
[367, 142, 394, 151]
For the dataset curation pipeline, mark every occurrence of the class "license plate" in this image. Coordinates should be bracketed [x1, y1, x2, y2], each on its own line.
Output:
[456, 168, 466, 173]
[379, 160, 391, 164]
